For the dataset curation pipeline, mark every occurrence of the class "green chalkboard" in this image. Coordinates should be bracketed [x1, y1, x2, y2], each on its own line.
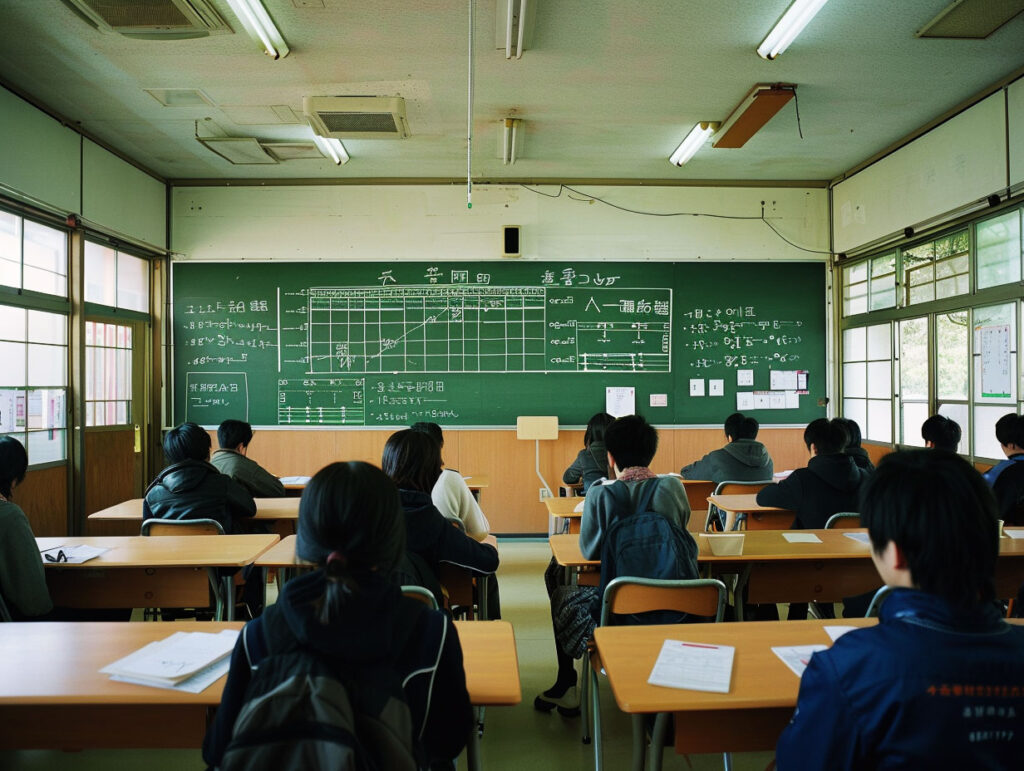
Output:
[171, 261, 826, 427]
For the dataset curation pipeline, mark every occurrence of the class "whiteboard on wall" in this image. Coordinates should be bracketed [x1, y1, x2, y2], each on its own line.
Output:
[1009, 78, 1024, 190]
[832, 93, 1007, 254]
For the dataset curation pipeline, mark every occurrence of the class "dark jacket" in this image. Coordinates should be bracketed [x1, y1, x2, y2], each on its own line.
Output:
[991, 455, 1024, 525]
[142, 459, 256, 534]
[398, 489, 499, 599]
[680, 439, 774, 483]
[203, 570, 472, 767]
[776, 589, 1024, 770]
[563, 441, 609, 492]
[756, 453, 868, 529]
[845, 446, 875, 474]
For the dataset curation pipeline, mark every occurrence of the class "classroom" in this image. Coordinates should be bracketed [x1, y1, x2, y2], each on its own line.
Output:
[1, 1, 1024, 769]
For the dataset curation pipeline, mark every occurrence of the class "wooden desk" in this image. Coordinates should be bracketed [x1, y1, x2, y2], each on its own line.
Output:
[89, 497, 300, 521]
[38, 534, 279, 620]
[707, 493, 794, 531]
[595, 618, 874, 754]
[546, 496, 584, 533]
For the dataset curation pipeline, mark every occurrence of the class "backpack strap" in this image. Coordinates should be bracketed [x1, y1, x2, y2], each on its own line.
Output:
[633, 477, 661, 517]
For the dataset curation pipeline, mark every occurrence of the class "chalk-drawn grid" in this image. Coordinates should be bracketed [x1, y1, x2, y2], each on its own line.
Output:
[308, 287, 547, 374]
[277, 376, 365, 425]
[576, 321, 672, 372]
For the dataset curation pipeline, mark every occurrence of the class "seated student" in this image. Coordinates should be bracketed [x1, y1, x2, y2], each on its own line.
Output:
[210, 419, 286, 498]
[776, 450, 1024, 769]
[143, 422, 256, 534]
[203, 462, 472, 769]
[921, 413, 962, 452]
[0, 436, 52, 620]
[983, 413, 1024, 486]
[382, 429, 499, 611]
[987, 413, 1024, 525]
[836, 416, 874, 473]
[680, 412, 774, 482]
[536, 414, 695, 715]
[563, 412, 615, 493]
[410, 421, 490, 540]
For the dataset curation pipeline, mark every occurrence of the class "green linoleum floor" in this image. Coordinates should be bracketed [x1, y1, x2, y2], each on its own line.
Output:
[0, 540, 775, 770]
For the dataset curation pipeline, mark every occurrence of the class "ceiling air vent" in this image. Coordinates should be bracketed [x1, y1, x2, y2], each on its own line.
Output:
[303, 96, 410, 140]
[61, 0, 231, 39]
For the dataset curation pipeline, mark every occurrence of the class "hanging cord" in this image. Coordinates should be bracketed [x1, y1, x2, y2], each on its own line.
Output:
[793, 88, 804, 139]
[466, 0, 475, 209]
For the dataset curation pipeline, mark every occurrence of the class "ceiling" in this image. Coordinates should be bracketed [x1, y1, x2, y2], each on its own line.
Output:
[0, 0, 1022, 184]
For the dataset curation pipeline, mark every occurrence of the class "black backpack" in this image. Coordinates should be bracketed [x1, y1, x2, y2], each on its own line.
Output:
[217, 600, 436, 771]
[597, 478, 700, 625]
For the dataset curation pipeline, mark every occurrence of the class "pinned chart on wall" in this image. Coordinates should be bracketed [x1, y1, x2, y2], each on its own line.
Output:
[606, 386, 636, 417]
[978, 324, 1011, 398]
[650, 393, 668, 408]
[689, 379, 705, 397]
[709, 379, 724, 396]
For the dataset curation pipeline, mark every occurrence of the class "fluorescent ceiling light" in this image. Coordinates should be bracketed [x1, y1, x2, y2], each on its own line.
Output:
[501, 118, 522, 165]
[311, 133, 350, 165]
[712, 84, 796, 149]
[196, 136, 278, 164]
[500, 0, 533, 58]
[668, 122, 719, 166]
[757, 0, 829, 60]
[224, 0, 289, 59]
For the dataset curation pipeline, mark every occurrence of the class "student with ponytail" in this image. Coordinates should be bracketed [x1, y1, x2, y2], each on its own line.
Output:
[203, 461, 472, 769]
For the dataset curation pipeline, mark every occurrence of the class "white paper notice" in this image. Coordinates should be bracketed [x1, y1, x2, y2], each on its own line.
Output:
[689, 379, 705, 397]
[844, 532, 871, 545]
[650, 393, 668, 408]
[824, 626, 858, 642]
[768, 391, 786, 410]
[1004, 529, 1024, 540]
[782, 532, 822, 543]
[797, 371, 809, 390]
[784, 391, 799, 409]
[737, 369, 754, 387]
[606, 387, 635, 418]
[979, 324, 1012, 398]
[770, 370, 799, 391]
[278, 475, 311, 485]
[736, 392, 754, 411]
[647, 639, 735, 693]
[772, 645, 827, 678]
[709, 379, 724, 397]
[753, 392, 770, 410]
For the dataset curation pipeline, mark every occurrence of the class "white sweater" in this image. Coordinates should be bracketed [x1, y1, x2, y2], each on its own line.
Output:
[431, 469, 490, 539]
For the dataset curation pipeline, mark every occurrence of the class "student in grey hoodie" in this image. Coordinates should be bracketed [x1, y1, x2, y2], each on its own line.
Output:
[680, 413, 774, 482]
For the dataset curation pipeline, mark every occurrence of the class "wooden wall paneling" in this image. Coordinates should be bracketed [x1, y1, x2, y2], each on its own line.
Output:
[460, 430, 547, 534]
[863, 441, 895, 467]
[671, 429, 725, 475]
[16, 465, 68, 537]
[758, 429, 810, 473]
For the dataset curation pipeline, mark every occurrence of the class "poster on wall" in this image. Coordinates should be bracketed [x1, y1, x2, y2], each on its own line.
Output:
[978, 324, 1011, 399]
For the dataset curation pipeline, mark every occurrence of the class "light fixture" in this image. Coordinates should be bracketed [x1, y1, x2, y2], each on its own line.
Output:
[668, 122, 719, 166]
[224, 0, 289, 59]
[500, 0, 532, 59]
[757, 0, 829, 60]
[712, 84, 796, 149]
[501, 118, 522, 165]
[311, 133, 350, 165]
[196, 136, 278, 164]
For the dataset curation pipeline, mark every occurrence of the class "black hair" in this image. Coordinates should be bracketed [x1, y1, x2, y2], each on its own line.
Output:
[724, 412, 745, 439]
[296, 461, 406, 624]
[859, 449, 997, 609]
[382, 429, 442, 493]
[733, 416, 759, 441]
[604, 414, 658, 470]
[995, 413, 1021, 448]
[163, 422, 211, 463]
[0, 435, 29, 499]
[803, 418, 849, 455]
[583, 412, 615, 448]
[217, 419, 253, 450]
[835, 417, 863, 449]
[921, 414, 962, 452]
[410, 421, 444, 448]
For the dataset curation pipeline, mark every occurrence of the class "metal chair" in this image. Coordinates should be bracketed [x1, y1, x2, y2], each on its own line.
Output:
[401, 584, 440, 610]
[824, 512, 861, 529]
[706, 480, 771, 531]
[679, 480, 716, 520]
[865, 585, 893, 618]
[140, 517, 232, 620]
[582, 577, 729, 771]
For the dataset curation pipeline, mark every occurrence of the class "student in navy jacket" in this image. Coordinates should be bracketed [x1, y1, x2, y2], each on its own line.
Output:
[983, 413, 1024, 525]
[776, 450, 1024, 770]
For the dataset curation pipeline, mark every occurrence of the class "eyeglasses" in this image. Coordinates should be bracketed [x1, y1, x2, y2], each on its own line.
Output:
[44, 549, 67, 563]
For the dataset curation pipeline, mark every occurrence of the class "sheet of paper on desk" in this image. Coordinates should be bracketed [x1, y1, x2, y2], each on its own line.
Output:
[772, 645, 827, 678]
[782, 533, 822, 543]
[574, 500, 585, 513]
[647, 639, 735, 693]
[1005, 529, 1024, 539]
[101, 629, 239, 691]
[279, 475, 311, 485]
[844, 532, 871, 545]
[824, 626, 858, 642]
[40, 545, 109, 564]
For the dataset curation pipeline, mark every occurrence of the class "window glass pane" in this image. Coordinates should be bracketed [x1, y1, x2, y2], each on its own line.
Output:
[27, 429, 65, 465]
[866, 399, 893, 443]
[0, 343, 26, 386]
[105, 324, 116, 346]
[867, 361, 891, 399]
[899, 317, 929, 400]
[104, 348, 116, 400]
[117, 401, 128, 424]
[937, 403, 968, 454]
[0, 304, 26, 340]
[844, 362, 867, 398]
[977, 210, 1022, 289]
[866, 323, 891, 360]
[28, 344, 66, 386]
[0, 389, 25, 432]
[844, 398, 867, 433]
[974, 405, 1016, 460]
[973, 303, 1017, 402]
[28, 388, 66, 429]
[843, 282, 867, 315]
[936, 311, 969, 400]
[0, 211, 21, 289]
[27, 310, 66, 345]
[117, 254, 149, 312]
[85, 402, 95, 428]
[869, 252, 897, 310]
[116, 349, 129, 399]
[901, 402, 929, 447]
[22, 220, 67, 296]
[84, 242, 117, 306]
[843, 327, 866, 362]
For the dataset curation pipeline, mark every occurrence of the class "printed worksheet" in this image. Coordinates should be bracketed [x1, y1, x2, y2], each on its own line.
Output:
[772, 645, 827, 677]
[647, 639, 734, 693]
[782, 533, 822, 544]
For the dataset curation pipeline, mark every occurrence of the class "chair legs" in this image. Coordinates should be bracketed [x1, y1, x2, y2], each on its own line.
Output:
[630, 716, 646, 771]
[591, 662, 603, 771]
[580, 654, 592, 744]
[648, 713, 670, 771]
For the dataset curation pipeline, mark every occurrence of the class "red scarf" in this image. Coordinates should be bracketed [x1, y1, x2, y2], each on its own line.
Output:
[616, 466, 656, 483]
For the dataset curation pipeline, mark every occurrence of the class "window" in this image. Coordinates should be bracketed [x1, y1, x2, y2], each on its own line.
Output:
[842, 323, 892, 443]
[976, 210, 1022, 290]
[868, 252, 897, 311]
[842, 261, 867, 316]
[898, 317, 929, 447]
[0, 304, 67, 464]
[85, 241, 150, 313]
[841, 251, 897, 317]
[903, 230, 969, 305]
[936, 311, 969, 453]
[86, 321, 133, 427]
[0, 212, 67, 297]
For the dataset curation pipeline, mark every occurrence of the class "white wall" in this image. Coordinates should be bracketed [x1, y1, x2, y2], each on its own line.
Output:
[1009, 77, 1024, 190]
[171, 184, 828, 262]
[82, 140, 166, 249]
[831, 92, 1009, 254]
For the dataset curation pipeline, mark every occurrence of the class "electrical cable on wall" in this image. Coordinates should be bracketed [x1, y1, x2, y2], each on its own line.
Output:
[466, 0, 475, 209]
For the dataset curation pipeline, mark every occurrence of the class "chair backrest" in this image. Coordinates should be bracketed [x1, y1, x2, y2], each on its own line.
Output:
[141, 518, 225, 536]
[681, 480, 716, 512]
[825, 512, 861, 529]
[865, 585, 893, 618]
[745, 510, 796, 530]
[601, 577, 727, 626]
[0, 591, 12, 622]
[713, 480, 770, 496]
[401, 585, 440, 610]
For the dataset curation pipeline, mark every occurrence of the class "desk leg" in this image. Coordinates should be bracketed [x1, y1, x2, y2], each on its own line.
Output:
[223, 576, 235, 621]
[208, 569, 224, 621]
[465, 706, 482, 771]
[733, 566, 752, 622]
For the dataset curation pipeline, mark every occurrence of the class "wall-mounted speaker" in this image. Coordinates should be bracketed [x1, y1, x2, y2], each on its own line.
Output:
[503, 225, 520, 257]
